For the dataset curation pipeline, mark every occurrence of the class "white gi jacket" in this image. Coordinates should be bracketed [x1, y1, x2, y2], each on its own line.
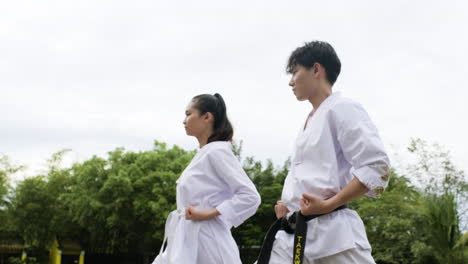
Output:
[277, 92, 391, 260]
[154, 141, 261, 264]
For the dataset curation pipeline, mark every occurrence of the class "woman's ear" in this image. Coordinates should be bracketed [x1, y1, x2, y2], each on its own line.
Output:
[203, 112, 214, 123]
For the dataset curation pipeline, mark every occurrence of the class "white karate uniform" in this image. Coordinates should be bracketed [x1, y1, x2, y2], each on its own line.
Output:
[271, 92, 390, 263]
[153, 141, 261, 264]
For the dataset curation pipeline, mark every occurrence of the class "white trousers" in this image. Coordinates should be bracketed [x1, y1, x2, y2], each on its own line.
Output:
[155, 226, 231, 264]
[268, 239, 376, 264]
[153, 210, 240, 264]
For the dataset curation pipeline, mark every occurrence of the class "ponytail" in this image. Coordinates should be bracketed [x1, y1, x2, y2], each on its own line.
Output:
[191, 93, 234, 143]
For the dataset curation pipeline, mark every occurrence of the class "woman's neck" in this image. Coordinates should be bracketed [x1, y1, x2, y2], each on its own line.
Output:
[197, 137, 208, 148]
[196, 130, 212, 148]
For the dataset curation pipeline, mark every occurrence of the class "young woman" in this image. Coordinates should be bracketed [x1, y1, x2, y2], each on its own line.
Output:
[153, 93, 261, 264]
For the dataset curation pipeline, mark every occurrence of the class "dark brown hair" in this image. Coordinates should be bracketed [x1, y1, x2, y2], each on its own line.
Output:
[192, 93, 233, 143]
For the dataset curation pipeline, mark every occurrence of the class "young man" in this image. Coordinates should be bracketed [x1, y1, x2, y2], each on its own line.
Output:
[260, 41, 391, 264]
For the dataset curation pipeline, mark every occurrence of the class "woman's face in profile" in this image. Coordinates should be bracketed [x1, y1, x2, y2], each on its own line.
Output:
[183, 101, 210, 137]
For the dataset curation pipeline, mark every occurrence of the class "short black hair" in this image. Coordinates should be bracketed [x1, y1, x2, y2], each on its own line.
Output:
[286, 41, 341, 85]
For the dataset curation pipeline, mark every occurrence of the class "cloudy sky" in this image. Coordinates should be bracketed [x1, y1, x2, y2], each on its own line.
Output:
[1, 0, 467, 179]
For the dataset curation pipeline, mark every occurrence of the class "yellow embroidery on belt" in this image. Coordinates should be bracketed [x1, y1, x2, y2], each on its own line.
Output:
[294, 236, 303, 264]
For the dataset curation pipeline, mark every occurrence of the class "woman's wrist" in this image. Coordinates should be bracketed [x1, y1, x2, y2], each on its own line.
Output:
[207, 209, 221, 219]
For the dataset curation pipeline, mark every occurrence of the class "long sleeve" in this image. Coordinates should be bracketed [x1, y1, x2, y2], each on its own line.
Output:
[207, 147, 261, 228]
[332, 101, 391, 197]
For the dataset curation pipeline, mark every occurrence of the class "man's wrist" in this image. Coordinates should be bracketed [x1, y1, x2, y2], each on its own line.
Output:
[326, 196, 342, 212]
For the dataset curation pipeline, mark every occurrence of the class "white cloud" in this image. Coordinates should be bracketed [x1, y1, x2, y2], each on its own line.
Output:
[1, 0, 467, 177]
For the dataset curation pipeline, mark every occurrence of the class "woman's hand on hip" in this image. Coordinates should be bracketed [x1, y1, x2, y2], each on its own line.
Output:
[185, 206, 220, 221]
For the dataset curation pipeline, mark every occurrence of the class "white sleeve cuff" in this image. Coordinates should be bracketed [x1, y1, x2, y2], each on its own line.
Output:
[216, 202, 242, 228]
[352, 163, 391, 198]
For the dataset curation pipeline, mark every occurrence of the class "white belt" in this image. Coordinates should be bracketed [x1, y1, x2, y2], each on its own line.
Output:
[152, 209, 184, 264]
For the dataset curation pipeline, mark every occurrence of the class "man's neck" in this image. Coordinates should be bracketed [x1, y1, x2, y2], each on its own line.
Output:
[308, 86, 332, 109]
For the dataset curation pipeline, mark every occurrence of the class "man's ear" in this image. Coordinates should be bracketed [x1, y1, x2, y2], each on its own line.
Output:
[313, 62, 320, 74]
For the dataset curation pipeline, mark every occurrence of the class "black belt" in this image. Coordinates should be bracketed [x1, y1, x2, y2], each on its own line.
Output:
[256, 204, 348, 264]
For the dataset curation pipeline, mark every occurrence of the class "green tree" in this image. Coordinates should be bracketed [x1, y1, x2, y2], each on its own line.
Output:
[232, 156, 289, 263]
[60, 141, 195, 256]
[0, 167, 8, 227]
[351, 172, 426, 264]
[407, 138, 468, 227]
[415, 194, 463, 264]
[345, 139, 467, 264]
[1, 155, 26, 264]
[1, 157, 11, 239]
[7, 150, 78, 255]
[403, 138, 467, 264]
[7, 138, 467, 264]
[0, 169, 7, 206]
[454, 232, 468, 260]
[0, 154, 24, 208]
[9, 176, 55, 251]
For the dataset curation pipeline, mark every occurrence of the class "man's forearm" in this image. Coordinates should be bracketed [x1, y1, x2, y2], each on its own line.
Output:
[328, 177, 369, 209]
